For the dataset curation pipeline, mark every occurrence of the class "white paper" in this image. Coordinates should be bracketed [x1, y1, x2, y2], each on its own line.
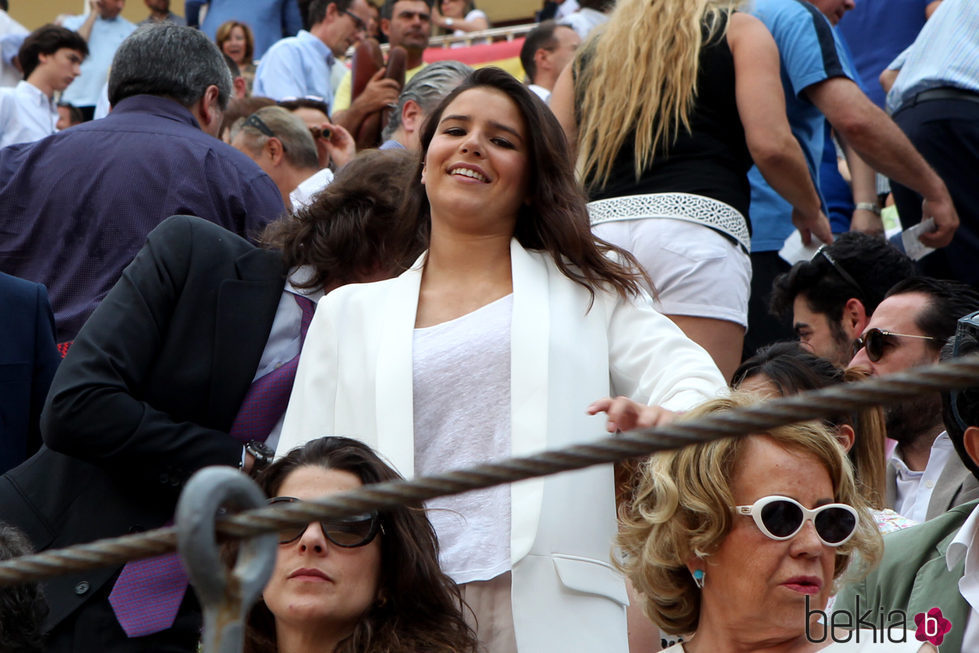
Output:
[779, 230, 829, 265]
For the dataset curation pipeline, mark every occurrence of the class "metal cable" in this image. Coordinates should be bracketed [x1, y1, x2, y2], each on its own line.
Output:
[2, 353, 978, 587]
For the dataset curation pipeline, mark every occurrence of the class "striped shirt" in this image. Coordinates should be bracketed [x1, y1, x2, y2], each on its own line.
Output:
[886, 0, 979, 113]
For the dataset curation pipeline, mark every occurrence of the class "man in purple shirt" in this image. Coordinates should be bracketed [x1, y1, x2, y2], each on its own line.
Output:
[0, 24, 283, 343]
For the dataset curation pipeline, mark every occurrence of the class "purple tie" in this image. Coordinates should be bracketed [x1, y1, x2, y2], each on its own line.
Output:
[108, 294, 316, 637]
[229, 294, 316, 443]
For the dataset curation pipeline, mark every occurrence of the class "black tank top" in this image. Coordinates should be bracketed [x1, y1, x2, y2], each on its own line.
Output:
[585, 12, 753, 221]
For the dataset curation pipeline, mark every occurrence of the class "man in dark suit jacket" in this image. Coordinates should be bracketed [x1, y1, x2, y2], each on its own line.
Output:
[0, 148, 419, 652]
[0, 216, 286, 652]
[0, 272, 60, 474]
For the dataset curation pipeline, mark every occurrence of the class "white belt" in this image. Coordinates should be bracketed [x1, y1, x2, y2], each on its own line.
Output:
[588, 192, 751, 254]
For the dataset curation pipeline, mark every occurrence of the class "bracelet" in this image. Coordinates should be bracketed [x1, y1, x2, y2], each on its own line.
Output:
[445, 17, 454, 27]
[855, 202, 881, 216]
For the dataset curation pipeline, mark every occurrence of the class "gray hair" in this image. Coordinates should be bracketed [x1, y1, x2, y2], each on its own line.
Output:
[108, 24, 233, 109]
[382, 60, 472, 140]
[237, 106, 320, 171]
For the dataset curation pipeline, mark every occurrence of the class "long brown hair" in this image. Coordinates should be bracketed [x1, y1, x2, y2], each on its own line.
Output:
[246, 437, 478, 653]
[408, 67, 647, 299]
[261, 148, 426, 289]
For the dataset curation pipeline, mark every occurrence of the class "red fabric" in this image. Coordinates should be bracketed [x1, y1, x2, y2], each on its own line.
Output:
[423, 38, 525, 66]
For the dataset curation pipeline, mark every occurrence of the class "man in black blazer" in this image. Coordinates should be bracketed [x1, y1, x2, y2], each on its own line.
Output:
[0, 216, 286, 652]
[0, 272, 60, 475]
[0, 148, 419, 652]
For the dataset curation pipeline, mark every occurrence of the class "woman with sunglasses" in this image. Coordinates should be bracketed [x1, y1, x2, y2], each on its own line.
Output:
[249, 436, 478, 653]
[617, 394, 936, 652]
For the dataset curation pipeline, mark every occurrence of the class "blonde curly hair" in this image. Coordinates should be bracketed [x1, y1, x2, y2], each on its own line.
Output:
[615, 394, 883, 635]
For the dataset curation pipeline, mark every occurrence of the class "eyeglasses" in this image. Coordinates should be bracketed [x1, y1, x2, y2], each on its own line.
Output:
[852, 328, 942, 363]
[344, 9, 367, 32]
[735, 495, 858, 547]
[949, 311, 979, 431]
[269, 497, 383, 547]
[243, 113, 275, 138]
[811, 245, 864, 298]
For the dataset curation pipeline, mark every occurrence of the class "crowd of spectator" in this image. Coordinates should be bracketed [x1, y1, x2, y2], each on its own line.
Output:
[0, 0, 978, 651]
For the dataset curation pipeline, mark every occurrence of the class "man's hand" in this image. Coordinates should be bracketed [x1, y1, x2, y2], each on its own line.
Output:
[920, 191, 959, 247]
[587, 396, 679, 433]
[351, 68, 401, 115]
[316, 122, 356, 169]
[792, 208, 834, 246]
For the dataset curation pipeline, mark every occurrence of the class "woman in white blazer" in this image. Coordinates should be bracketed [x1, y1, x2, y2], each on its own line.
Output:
[277, 68, 727, 653]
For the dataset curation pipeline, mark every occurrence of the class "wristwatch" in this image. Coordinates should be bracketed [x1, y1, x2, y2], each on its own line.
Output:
[242, 440, 275, 475]
[855, 202, 881, 216]
[445, 17, 454, 27]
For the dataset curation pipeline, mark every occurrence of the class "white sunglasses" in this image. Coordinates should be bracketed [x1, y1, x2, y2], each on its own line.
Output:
[734, 495, 858, 547]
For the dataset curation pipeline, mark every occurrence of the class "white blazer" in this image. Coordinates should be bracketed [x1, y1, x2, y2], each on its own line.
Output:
[278, 240, 726, 652]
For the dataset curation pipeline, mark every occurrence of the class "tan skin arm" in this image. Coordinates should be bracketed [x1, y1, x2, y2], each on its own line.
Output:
[431, 4, 489, 32]
[77, 0, 101, 41]
[729, 13, 832, 244]
[805, 77, 958, 247]
[840, 138, 884, 236]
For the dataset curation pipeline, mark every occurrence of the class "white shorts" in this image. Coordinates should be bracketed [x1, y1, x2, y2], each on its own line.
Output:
[593, 217, 751, 327]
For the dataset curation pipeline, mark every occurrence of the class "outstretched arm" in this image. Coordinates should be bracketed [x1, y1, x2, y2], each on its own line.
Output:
[806, 77, 957, 247]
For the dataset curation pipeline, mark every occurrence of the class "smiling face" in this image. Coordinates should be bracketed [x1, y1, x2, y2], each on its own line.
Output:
[262, 466, 382, 638]
[696, 436, 838, 641]
[422, 86, 530, 237]
[221, 25, 248, 65]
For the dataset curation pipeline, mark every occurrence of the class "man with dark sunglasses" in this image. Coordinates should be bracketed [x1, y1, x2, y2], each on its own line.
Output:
[770, 232, 915, 366]
[850, 277, 979, 523]
[836, 315, 979, 653]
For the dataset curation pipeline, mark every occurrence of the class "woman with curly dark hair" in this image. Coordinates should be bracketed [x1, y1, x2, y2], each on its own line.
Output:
[247, 436, 478, 653]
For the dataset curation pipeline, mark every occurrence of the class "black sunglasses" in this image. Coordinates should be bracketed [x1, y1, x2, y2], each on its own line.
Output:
[269, 497, 383, 547]
[243, 113, 276, 138]
[852, 327, 942, 363]
[735, 495, 858, 547]
[950, 311, 979, 431]
[812, 244, 864, 298]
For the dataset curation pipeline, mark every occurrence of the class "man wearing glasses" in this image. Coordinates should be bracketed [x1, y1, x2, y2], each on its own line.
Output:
[850, 277, 979, 522]
[836, 314, 979, 653]
[770, 232, 915, 367]
[253, 0, 372, 104]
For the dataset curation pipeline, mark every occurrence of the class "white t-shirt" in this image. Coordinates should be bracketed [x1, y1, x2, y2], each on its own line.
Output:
[449, 9, 490, 48]
[0, 81, 58, 147]
[413, 294, 512, 584]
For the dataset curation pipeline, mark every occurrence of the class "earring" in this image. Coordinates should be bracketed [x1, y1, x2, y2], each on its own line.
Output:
[691, 569, 704, 589]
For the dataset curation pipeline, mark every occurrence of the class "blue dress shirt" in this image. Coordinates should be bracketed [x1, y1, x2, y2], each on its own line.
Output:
[186, 0, 302, 60]
[886, 0, 979, 113]
[253, 30, 336, 105]
[60, 13, 136, 106]
[0, 95, 284, 341]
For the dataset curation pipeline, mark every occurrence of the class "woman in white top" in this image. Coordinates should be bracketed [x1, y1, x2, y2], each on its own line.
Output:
[277, 67, 726, 653]
[432, 0, 490, 47]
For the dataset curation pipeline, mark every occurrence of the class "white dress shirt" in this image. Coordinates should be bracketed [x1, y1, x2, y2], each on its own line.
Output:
[528, 83, 551, 104]
[289, 167, 334, 211]
[0, 81, 58, 147]
[891, 431, 954, 523]
[945, 501, 979, 652]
